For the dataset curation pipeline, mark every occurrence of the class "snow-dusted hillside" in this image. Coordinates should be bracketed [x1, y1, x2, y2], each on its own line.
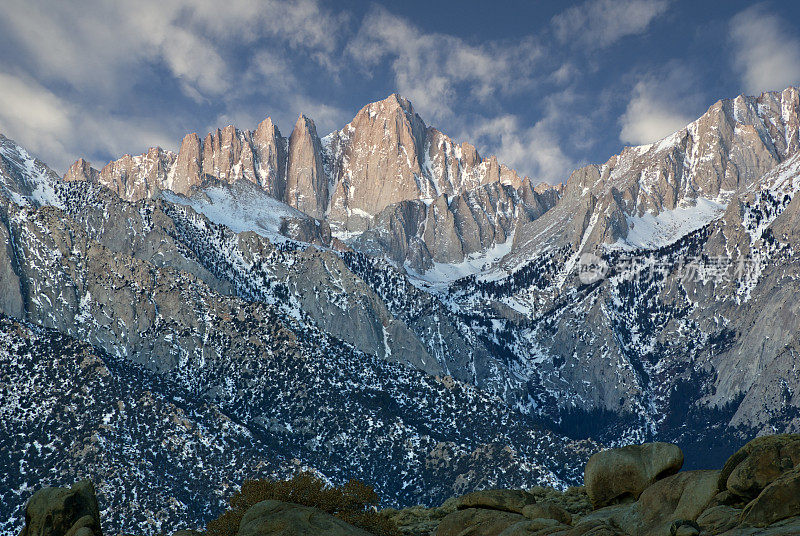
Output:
[1, 134, 596, 534]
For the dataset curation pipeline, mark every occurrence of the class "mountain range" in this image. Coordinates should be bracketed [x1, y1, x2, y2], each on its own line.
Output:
[1, 87, 799, 534]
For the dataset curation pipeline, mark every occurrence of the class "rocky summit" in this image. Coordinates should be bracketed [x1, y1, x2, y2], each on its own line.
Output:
[2, 86, 800, 535]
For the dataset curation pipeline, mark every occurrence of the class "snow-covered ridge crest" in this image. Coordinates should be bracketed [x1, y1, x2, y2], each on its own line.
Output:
[505, 86, 800, 272]
[0, 134, 64, 209]
[61, 93, 560, 275]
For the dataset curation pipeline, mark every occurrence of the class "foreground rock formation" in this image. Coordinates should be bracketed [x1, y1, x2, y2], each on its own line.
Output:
[18, 435, 800, 536]
[420, 435, 800, 536]
[20, 480, 102, 536]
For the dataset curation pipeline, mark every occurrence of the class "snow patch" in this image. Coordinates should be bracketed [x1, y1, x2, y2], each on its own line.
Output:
[405, 231, 515, 292]
[617, 197, 729, 250]
[162, 182, 307, 243]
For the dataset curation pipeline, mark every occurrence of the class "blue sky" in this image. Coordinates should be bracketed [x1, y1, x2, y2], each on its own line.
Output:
[0, 0, 798, 184]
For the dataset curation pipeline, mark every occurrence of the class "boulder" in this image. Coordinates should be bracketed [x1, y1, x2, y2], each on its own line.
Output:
[563, 519, 628, 535]
[695, 505, 740, 534]
[527, 486, 591, 517]
[718, 434, 800, 500]
[436, 508, 525, 536]
[20, 480, 102, 536]
[713, 517, 800, 535]
[584, 442, 684, 508]
[617, 470, 719, 536]
[237, 500, 372, 536]
[702, 490, 746, 510]
[668, 520, 699, 536]
[740, 465, 800, 527]
[497, 518, 567, 536]
[381, 501, 457, 536]
[568, 504, 633, 535]
[522, 502, 572, 525]
[570, 471, 719, 536]
[456, 490, 537, 514]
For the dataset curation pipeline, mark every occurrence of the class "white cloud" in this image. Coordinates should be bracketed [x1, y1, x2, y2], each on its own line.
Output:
[0, 0, 351, 169]
[0, 70, 175, 173]
[0, 71, 73, 167]
[620, 87, 693, 146]
[730, 4, 800, 94]
[468, 93, 575, 186]
[0, 0, 346, 101]
[348, 7, 542, 123]
[619, 66, 698, 146]
[478, 116, 572, 185]
[552, 0, 670, 48]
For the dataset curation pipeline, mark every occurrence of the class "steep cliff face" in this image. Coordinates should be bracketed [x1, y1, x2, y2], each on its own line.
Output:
[286, 115, 327, 219]
[252, 117, 288, 198]
[324, 94, 430, 231]
[64, 94, 548, 269]
[323, 94, 533, 233]
[509, 86, 800, 266]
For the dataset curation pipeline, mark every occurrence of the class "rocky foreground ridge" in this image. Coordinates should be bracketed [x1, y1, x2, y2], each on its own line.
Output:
[18, 434, 800, 536]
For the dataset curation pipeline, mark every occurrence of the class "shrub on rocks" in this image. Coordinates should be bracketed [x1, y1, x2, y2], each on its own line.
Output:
[206, 472, 398, 536]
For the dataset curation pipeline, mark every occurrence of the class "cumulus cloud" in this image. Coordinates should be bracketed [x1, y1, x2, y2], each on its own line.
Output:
[0, 70, 175, 172]
[0, 0, 345, 101]
[0, 0, 350, 169]
[620, 87, 693, 145]
[348, 7, 542, 123]
[0, 71, 73, 166]
[473, 115, 573, 184]
[619, 65, 699, 146]
[468, 92, 579, 185]
[552, 0, 670, 48]
[730, 4, 800, 94]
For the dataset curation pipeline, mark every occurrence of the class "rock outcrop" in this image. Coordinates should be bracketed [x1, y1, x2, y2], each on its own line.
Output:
[616, 470, 719, 536]
[20, 480, 102, 536]
[455, 489, 537, 514]
[16, 435, 800, 536]
[237, 500, 372, 536]
[569, 437, 800, 536]
[436, 508, 525, 536]
[584, 442, 684, 508]
[718, 433, 800, 500]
